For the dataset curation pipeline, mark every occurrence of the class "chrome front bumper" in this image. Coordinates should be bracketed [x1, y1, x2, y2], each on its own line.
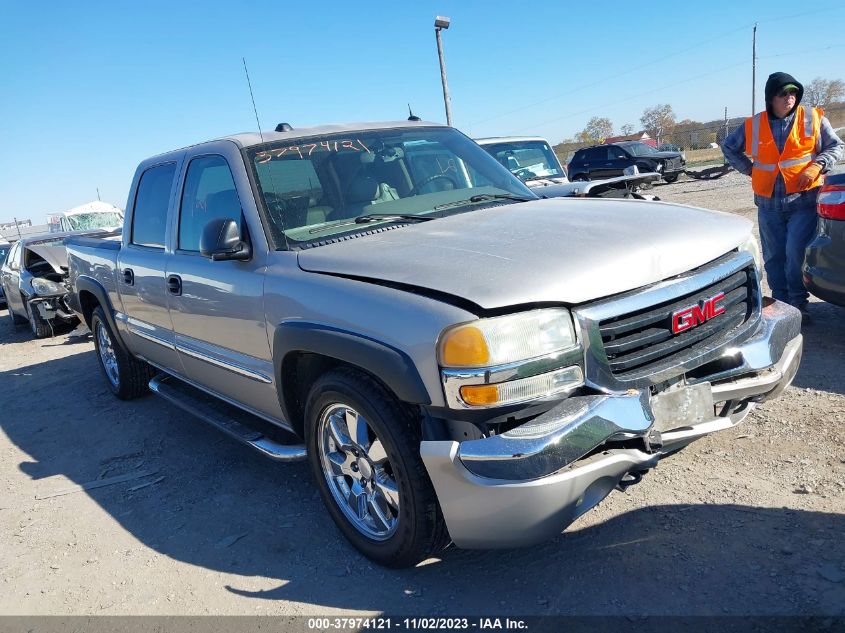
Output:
[421, 299, 802, 549]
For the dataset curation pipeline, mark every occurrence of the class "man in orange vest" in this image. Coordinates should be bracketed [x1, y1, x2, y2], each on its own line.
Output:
[721, 72, 843, 323]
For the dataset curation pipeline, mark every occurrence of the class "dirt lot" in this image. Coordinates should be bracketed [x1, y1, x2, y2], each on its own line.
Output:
[1, 173, 844, 617]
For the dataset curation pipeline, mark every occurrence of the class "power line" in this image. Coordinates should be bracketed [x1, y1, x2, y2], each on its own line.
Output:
[470, 23, 749, 128]
[475, 5, 845, 133]
[506, 60, 747, 136]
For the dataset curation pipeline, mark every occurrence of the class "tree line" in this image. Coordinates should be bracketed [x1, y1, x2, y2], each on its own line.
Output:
[560, 77, 844, 151]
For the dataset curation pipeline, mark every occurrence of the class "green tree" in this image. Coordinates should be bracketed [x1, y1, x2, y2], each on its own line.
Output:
[640, 104, 676, 145]
[576, 117, 613, 143]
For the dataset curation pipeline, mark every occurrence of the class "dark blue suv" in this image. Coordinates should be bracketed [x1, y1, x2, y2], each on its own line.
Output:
[568, 141, 685, 183]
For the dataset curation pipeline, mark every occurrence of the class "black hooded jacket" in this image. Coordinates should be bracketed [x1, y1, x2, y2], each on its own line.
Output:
[765, 72, 804, 119]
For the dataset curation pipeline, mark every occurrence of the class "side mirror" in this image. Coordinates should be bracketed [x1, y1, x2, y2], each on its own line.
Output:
[199, 218, 251, 261]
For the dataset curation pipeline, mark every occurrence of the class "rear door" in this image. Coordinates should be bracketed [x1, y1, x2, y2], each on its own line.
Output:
[115, 160, 182, 370]
[605, 145, 630, 177]
[165, 143, 282, 420]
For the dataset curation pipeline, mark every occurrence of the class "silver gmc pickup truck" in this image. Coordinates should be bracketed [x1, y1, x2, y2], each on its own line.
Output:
[66, 120, 803, 568]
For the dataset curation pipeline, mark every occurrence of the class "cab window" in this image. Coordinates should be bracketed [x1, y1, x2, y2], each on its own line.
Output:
[131, 163, 177, 249]
[178, 156, 243, 252]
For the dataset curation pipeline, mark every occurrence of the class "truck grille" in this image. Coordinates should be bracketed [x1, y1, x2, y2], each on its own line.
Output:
[665, 157, 681, 171]
[591, 262, 759, 382]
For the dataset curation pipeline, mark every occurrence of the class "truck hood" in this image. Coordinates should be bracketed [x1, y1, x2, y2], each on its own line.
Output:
[297, 198, 752, 309]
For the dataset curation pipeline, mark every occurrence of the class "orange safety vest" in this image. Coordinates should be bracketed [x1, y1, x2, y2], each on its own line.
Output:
[744, 105, 824, 197]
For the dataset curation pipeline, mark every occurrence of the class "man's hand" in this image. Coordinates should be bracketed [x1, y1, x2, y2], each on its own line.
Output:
[796, 162, 822, 188]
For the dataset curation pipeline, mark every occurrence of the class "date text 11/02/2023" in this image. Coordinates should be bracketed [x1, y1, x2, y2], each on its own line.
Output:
[306, 618, 528, 630]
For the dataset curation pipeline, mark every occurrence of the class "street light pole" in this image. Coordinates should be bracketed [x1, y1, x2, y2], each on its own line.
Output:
[434, 16, 453, 126]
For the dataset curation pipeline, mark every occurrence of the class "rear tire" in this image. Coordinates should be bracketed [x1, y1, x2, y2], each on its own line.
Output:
[304, 367, 449, 568]
[27, 301, 52, 339]
[91, 306, 155, 400]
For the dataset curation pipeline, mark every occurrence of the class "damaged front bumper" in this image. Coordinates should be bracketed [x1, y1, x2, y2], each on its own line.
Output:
[421, 299, 802, 549]
[29, 294, 78, 325]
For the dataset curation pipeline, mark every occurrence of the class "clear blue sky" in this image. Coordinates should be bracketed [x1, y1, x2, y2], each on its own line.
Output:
[2, 0, 843, 225]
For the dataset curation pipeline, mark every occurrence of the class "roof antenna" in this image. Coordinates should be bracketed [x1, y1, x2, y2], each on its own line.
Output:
[243, 57, 265, 144]
[407, 104, 421, 122]
[242, 58, 290, 250]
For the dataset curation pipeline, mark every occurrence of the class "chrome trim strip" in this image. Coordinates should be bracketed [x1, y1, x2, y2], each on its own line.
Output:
[115, 312, 177, 350]
[129, 325, 176, 350]
[175, 344, 273, 384]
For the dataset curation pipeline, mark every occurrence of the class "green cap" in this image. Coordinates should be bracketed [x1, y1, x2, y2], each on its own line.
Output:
[780, 83, 799, 93]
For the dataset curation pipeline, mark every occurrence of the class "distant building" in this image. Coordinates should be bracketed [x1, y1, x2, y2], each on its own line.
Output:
[602, 132, 657, 148]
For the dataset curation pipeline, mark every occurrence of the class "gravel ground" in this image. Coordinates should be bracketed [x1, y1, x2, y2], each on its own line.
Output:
[1, 172, 844, 617]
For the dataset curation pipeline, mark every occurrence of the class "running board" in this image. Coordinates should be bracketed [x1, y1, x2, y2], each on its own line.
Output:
[148, 374, 306, 462]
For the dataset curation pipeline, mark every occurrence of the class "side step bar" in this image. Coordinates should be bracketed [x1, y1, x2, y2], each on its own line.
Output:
[149, 374, 307, 462]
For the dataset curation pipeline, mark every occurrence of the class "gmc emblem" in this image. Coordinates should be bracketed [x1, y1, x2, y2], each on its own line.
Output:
[671, 292, 726, 334]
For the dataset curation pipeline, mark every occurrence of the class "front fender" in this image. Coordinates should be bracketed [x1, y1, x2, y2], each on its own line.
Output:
[273, 321, 432, 406]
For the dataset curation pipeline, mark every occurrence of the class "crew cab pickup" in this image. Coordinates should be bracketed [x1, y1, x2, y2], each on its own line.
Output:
[66, 121, 802, 568]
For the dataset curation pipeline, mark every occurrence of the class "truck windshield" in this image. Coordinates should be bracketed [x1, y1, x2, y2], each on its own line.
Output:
[247, 126, 536, 247]
[480, 140, 564, 181]
[67, 212, 123, 230]
[0, 245, 9, 265]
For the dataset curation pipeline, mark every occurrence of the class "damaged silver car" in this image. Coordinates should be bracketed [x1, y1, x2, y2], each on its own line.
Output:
[1, 230, 117, 338]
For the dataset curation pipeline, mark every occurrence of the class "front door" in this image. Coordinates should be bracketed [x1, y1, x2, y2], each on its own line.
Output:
[166, 150, 282, 421]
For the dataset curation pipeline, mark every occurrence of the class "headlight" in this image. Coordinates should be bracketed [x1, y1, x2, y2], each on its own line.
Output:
[439, 308, 577, 368]
[438, 309, 584, 409]
[31, 277, 66, 296]
[739, 234, 762, 272]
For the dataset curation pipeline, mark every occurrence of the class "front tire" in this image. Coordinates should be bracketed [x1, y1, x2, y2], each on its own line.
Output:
[304, 367, 449, 568]
[663, 173, 679, 183]
[91, 306, 155, 400]
[27, 301, 52, 339]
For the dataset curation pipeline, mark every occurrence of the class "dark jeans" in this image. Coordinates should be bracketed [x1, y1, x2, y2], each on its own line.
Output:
[757, 197, 818, 307]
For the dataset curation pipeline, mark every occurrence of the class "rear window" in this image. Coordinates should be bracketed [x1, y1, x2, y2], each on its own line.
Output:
[132, 163, 177, 249]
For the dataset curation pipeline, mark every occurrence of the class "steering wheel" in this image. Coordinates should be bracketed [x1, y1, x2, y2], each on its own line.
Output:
[514, 168, 536, 180]
[408, 174, 458, 196]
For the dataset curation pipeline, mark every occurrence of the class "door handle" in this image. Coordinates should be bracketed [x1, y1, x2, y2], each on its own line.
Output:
[167, 274, 182, 296]
[122, 268, 134, 286]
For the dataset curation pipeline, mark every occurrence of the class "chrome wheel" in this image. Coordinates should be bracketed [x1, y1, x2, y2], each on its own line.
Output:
[317, 403, 400, 540]
[95, 321, 120, 387]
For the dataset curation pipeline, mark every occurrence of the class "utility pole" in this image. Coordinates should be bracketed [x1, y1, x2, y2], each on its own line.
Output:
[751, 23, 757, 116]
[96, 187, 101, 201]
[434, 16, 453, 126]
[724, 107, 729, 165]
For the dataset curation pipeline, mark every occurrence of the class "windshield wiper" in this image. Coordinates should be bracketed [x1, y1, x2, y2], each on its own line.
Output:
[354, 213, 435, 224]
[433, 193, 534, 211]
[308, 213, 434, 234]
